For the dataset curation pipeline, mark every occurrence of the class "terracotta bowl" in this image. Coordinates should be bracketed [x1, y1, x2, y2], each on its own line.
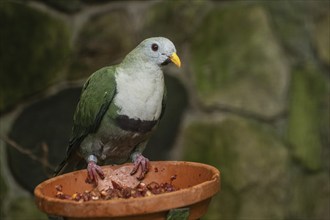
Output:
[34, 161, 220, 220]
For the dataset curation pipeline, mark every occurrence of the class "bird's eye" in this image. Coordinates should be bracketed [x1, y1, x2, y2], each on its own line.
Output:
[151, 43, 159, 52]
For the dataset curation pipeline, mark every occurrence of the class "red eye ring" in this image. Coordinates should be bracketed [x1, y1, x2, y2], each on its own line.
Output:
[151, 43, 159, 51]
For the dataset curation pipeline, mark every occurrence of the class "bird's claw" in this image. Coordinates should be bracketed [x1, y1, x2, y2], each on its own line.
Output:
[130, 154, 149, 180]
[86, 161, 105, 185]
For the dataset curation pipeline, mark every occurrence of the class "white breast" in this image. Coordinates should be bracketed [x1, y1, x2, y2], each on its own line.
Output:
[114, 67, 164, 121]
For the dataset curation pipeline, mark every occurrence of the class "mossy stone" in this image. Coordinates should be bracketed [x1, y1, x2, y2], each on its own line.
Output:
[182, 117, 289, 190]
[313, 12, 330, 66]
[287, 64, 329, 171]
[0, 157, 8, 218]
[69, 9, 136, 80]
[238, 183, 287, 219]
[206, 183, 238, 220]
[143, 0, 209, 44]
[182, 116, 289, 218]
[0, 2, 71, 112]
[288, 171, 330, 220]
[264, 0, 329, 64]
[8, 196, 47, 220]
[191, 5, 289, 117]
[37, 0, 82, 13]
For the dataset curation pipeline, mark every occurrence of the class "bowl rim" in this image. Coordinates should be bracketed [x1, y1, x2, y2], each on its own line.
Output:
[34, 161, 220, 217]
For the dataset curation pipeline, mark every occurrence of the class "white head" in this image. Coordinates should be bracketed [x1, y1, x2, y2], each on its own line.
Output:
[123, 37, 181, 68]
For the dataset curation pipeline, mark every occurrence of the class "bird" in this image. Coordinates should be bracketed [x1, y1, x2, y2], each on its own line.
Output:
[54, 37, 181, 185]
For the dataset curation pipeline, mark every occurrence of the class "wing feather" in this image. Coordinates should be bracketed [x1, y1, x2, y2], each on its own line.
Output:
[68, 66, 117, 155]
[54, 66, 117, 175]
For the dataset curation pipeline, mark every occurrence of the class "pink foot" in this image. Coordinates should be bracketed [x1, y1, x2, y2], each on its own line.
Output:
[130, 154, 149, 180]
[87, 161, 104, 185]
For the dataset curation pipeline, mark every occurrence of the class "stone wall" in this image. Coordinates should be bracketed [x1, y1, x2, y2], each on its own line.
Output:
[0, 0, 329, 219]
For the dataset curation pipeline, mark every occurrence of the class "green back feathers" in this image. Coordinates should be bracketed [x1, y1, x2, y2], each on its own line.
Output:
[67, 66, 117, 155]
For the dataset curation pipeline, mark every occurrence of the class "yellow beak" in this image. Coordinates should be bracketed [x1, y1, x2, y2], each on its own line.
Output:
[169, 52, 181, 68]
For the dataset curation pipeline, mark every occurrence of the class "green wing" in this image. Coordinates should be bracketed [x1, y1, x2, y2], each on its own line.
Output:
[67, 66, 117, 156]
[54, 66, 117, 175]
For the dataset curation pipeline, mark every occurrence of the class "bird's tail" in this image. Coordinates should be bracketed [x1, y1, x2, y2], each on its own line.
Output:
[53, 151, 84, 177]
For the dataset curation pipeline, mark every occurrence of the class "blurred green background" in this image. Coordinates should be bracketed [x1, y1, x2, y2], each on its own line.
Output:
[0, 0, 329, 219]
